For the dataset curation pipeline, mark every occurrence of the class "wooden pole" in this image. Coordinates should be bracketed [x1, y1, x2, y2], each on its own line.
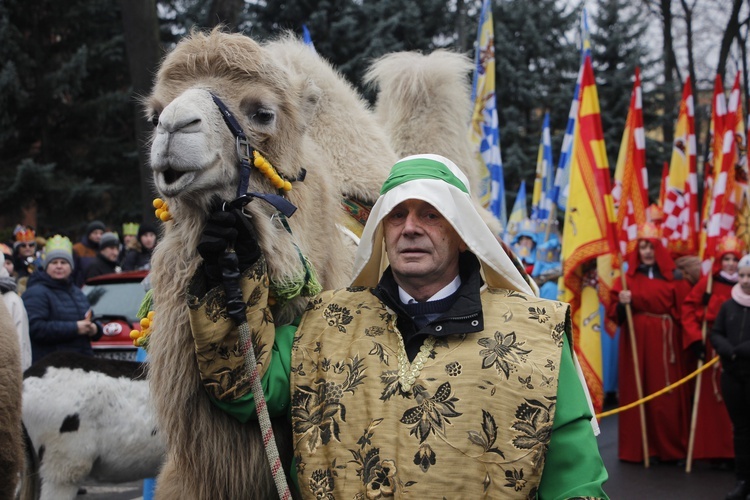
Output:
[543, 203, 557, 244]
[686, 262, 714, 473]
[620, 265, 651, 468]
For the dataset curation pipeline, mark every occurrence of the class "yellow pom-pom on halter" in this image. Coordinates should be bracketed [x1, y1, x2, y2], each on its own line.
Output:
[153, 198, 173, 222]
[252, 151, 292, 192]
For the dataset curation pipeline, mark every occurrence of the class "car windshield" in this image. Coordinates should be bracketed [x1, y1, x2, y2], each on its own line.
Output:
[84, 281, 147, 322]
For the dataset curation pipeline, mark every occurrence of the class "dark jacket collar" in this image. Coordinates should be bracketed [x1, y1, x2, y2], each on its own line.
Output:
[373, 252, 485, 360]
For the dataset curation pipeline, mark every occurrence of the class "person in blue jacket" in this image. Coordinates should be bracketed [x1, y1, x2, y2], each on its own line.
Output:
[22, 235, 102, 364]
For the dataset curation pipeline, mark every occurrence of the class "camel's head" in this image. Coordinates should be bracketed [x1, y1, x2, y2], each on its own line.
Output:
[146, 30, 319, 213]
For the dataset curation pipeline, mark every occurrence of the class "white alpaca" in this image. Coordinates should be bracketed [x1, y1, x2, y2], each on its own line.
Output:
[19, 353, 164, 500]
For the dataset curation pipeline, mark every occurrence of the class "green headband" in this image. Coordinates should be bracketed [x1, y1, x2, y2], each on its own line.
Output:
[380, 158, 469, 195]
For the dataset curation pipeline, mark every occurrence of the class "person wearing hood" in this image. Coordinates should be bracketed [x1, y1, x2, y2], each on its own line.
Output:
[187, 154, 608, 498]
[73, 220, 106, 287]
[22, 235, 102, 363]
[712, 253, 750, 500]
[681, 234, 743, 467]
[122, 223, 157, 271]
[608, 222, 692, 464]
[85, 232, 122, 281]
[0, 252, 31, 371]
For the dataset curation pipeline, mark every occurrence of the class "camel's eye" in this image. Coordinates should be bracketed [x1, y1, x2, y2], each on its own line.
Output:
[251, 109, 275, 125]
[150, 112, 160, 127]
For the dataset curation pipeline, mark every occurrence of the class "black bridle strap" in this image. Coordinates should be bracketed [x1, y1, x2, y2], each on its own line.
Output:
[211, 93, 246, 140]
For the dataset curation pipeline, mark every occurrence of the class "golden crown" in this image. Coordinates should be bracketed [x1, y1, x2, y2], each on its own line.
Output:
[647, 204, 664, 222]
[637, 222, 661, 240]
[122, 222, 140, 236]
[43, 235, 73, 257]
[13, 225, 36, 243]
[717, 234, 744, 255]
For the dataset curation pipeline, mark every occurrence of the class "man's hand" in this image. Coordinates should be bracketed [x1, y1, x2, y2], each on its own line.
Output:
[618, 290, 632, 305]
[197, 208, 261, 287]
[688, 341, 706, 361]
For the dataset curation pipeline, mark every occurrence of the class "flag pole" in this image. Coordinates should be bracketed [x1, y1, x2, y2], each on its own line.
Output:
[544, 204, 557, 243]
[619, 260, 650, 468]
[685, 259, 714, 473]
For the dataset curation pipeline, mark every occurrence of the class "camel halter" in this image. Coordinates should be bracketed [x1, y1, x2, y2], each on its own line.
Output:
[210, 92, 293, 500]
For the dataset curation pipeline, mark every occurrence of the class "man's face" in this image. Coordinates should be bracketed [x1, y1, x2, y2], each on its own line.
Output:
[89, 229, 104, 244]
[46, 258, 72, 280]
[101, 245, 119, 262]
[638, 240, 655, 266]
[140, 232, 156, 250]
[123, 234, 136, 247]
[17, 241, 36, 258]
[383, 199, 466, 294]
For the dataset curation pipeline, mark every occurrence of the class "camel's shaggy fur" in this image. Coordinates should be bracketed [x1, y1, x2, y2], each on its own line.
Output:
[0, 301, 22, 500]
[366, 50, 503, 235]
[145, 30, 499, 498]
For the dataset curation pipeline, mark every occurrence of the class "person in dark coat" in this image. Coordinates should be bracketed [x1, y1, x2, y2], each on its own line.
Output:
[72, 220, 106, 287]
[22, 235, 102, 364]
[122, 223, 157, 271]
[712, 254, 750, 500]
[85, 232, 121, 281]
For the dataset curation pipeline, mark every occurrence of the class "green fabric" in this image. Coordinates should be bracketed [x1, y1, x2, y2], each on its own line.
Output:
[210, 323, 295, 423]
[209, 323, 608, 499]
[379, 157, 469, 195]
[538, 334, 609, 499]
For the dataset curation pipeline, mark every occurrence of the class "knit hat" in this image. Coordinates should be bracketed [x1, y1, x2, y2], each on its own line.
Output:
[351, 154, 533, 295]
[42, 235, 74, 270]
[85, 220, 106, 237]
[739, 254, 750, 269]
[137, 222, 157, 241]
[13, 225, 36, 249]
[99, 232, 120, 250]
[122, 222, 140, 237]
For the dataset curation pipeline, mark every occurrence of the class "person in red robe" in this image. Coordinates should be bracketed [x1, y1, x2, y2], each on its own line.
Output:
[608, 222, 691, 463]
[681, 235, 743, 463]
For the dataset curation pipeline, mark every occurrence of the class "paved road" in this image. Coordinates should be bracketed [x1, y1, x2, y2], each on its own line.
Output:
[81, 411, 735, 499]
[598, 411, 734, 499]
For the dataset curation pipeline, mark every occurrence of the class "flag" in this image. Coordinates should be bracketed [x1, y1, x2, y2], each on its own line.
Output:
[613, 67, 649, 258]
[700, 76, 727, 258]
[302, 24, 316, 52]
[731, 75, 750, 248]
[531, 112, 554, 222]
[469, 0, 506, 226]
[658, 162, 669, 208]
[561, 56, 618, 413]
[704, 73, 740, 272]
[549, 7, 591, 211]
[508, 181, 528, 230]
[662, 77, 699, 256]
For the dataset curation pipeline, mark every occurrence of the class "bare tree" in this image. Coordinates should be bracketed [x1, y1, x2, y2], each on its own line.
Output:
[680, 0, 701, 142]
[120, 0, 162, 222]
[716, 0, 744, 81]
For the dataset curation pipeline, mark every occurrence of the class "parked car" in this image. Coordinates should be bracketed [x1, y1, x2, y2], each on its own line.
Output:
[83, 270, 149, 361]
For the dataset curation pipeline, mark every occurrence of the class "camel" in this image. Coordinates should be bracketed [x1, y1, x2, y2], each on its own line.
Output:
[0, 301, 22, 500]
[145, 29, 508, 498]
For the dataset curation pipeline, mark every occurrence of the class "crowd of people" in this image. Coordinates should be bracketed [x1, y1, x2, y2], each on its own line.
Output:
[0, 220, 158, 369]
[508, 213, 750, 500]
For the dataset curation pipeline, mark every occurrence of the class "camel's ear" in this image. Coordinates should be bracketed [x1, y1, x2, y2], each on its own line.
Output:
[300, 78, 321, 123]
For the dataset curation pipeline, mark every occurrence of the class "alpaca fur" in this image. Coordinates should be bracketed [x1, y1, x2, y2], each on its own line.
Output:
[20, 353, 163, 500]
[146, 30, 505, 498]
[0, 302, 22, 500]
[366, 50, 504, 236]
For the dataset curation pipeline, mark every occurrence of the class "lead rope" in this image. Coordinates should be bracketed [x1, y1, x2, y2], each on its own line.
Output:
[237, 320, 292, 500]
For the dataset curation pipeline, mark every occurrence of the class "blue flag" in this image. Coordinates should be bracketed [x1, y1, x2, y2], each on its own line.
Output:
[302, 24, 316, 52]
[469, 0, 507, 227]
